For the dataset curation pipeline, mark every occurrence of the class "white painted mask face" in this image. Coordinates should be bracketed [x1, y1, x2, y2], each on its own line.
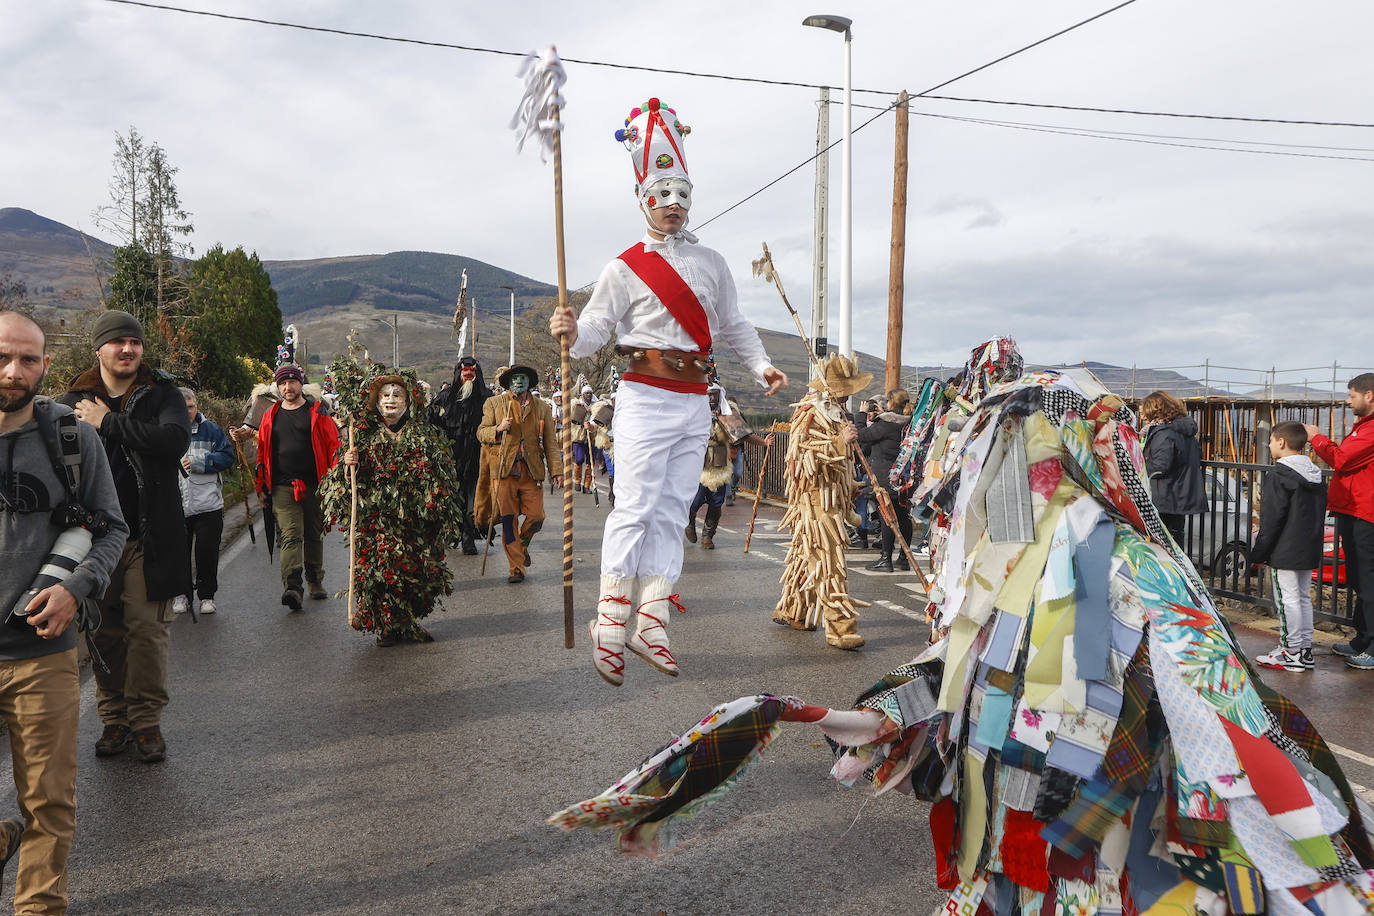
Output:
[643, 178, 691, 212]
[378, 383, 408, 422]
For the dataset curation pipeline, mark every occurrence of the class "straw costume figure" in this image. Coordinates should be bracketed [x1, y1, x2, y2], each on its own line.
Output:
[771, 355, 872, 649]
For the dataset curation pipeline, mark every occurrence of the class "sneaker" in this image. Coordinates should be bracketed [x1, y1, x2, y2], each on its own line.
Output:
[1346, 652, 1374, 670]
[1333, 641, 1361, 658]
[1256, 647, 1306, 672]
[132, 725, 166, 763]
[0, 817, 22, 893]
[281, 588, 303, 611]
[95, 723, 132, 757]
[1300, 647, 1314, 669]
[198, 599, 216, 615]
[171, 596, 189, 615]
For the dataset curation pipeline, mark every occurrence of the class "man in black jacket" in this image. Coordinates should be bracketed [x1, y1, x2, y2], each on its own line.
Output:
[60, 311, 190, 763]
[428, 356, 490, 555]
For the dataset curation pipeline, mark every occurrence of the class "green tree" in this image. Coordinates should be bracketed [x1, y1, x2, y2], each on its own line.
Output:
[186, 244, 283, 397]
[106, 244, 157, 322]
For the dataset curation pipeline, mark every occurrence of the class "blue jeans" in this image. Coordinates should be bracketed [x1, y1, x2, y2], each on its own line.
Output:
[726, 449, 745, 500]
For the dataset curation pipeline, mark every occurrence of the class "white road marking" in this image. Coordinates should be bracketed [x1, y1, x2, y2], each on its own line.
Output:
[1331, 743, 1374, 769]
[872, 599, 927, 623]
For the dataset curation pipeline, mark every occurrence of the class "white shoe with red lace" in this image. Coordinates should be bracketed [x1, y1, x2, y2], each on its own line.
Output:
[590, 576, 635, 686]
[628, 574, 683, 677]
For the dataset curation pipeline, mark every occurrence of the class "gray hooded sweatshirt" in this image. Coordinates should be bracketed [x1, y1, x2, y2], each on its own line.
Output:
[0, 397, 128, 660]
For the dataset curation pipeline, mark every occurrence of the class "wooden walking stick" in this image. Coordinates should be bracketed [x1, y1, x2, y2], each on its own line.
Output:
[347, 421, 358, 627]
[230, 438, 257, 545]
[480, 395, 513, 577]
[513, 46, 575, 648]
[743, 428, 774, 553]
[752, 243, 933, 594]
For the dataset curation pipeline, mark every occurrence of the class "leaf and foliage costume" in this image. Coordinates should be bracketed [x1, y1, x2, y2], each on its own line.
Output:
[320, 356, 462, 641]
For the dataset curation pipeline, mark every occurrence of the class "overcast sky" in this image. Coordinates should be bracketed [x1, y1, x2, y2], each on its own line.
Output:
[4, 0, 1372, 389]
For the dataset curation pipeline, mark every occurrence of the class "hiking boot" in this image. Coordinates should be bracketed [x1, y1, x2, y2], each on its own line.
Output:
[307, 581, 327, 600]
[894, 551, 911, 571]
[868, 552, 894, 573]
[1334, 641, 1361, 658]
[461, 535, 478, 556]
[95, 723, 132, 757]
[0, 817, 22, 893]
[684, 517, 698, 543]
[700, 527, 716, 550]
[172, 595, 189, 615]
[132, 725, 166, 763]
[1256, 646, 1306, 672]
[199, 599, 217, 615]
[1300, 647, 1314, 669]
[848, 529, 869, 550]
[281, 588, 303, 611]
[1346, 652, 1374, 670]
[508, 570, 525, 584]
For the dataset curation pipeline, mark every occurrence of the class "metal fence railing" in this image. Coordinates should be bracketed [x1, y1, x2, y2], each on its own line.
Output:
[1188, 461, 1357, 627]
[739, 439, 1358, 627]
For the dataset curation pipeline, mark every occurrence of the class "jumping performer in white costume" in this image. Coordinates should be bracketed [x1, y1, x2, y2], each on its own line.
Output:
[549, 97, 787, 686]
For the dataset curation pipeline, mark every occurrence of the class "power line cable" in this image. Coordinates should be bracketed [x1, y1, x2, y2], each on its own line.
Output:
[100, 0, 1374, 129]
[847, 103, 1374, 160]
[698, 1, 1144, 228]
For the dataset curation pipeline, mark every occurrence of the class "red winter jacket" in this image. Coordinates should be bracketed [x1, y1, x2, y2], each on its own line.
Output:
[254, 398, 341, 494]
[1311, 414, 1374, 524]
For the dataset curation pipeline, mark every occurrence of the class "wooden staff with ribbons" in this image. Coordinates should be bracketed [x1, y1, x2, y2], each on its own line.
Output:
[512, 46, 575, 647]
[347, 421, 358, 626]
[752, 243, 933, 594]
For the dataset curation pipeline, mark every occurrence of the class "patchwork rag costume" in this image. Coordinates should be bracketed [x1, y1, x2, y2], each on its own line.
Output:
[551, 348, 1374, 914]
[571, 98, 777, 685]
[771, 356, 871, 649]
[320, 367, 461, 644]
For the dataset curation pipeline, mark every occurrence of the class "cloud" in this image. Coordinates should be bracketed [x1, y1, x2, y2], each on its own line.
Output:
[929, 195, 1004, 230]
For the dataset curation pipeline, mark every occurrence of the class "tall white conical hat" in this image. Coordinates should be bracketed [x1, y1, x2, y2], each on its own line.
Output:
[615, 97, 692, 206]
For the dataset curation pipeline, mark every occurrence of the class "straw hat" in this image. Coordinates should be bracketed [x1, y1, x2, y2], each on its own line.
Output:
[808, 354, 873, 398]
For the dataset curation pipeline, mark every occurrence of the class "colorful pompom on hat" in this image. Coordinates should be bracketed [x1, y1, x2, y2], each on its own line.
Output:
[614, 97, 692, 200]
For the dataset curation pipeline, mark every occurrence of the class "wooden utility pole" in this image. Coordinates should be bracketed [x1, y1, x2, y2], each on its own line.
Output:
[885, 90, 910, 395]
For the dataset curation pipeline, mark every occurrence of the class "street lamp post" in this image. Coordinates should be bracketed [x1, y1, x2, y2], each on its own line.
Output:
[370, 314, 399, 367]
[803, 14, 853, 363]
[500, 285, 516, 366]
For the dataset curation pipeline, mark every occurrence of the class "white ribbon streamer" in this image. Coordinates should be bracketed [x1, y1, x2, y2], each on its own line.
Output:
[510, 46, 567, 162]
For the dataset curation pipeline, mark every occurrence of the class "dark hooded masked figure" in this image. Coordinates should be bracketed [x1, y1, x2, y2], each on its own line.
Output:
[429, 357, 491, 554]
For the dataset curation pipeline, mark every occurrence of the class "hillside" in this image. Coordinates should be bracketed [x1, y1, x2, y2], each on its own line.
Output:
[1, 207, 1233, 408]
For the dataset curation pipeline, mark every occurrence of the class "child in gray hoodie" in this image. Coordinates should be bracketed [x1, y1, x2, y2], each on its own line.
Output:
[1252, 421, 1327, 671]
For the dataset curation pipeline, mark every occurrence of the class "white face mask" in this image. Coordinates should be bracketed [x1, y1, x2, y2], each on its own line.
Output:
[642, 178, 691, 212]
[378, 384, 408, 422]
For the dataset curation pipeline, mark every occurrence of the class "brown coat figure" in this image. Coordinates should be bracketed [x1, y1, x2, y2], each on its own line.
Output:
[476, 366, 562, 583]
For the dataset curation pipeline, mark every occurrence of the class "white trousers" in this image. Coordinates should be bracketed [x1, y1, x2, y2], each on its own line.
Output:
[1271, 567, 1315, 650]
[601, 381, 710, 582]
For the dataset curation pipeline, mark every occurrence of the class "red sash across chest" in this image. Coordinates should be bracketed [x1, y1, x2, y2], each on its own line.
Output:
[617, 243, 713, 354]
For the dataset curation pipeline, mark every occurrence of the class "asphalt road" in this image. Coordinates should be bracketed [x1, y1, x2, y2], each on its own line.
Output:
[3, 491, 947, 915]
[9, 489, 1374, 914]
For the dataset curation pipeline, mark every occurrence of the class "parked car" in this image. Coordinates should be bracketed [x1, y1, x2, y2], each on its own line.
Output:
[1186, 468, 1253, 580]
[1316, 520, 1348, 585]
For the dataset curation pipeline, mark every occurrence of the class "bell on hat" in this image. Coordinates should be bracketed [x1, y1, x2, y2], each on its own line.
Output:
[615, 98, 692, 209]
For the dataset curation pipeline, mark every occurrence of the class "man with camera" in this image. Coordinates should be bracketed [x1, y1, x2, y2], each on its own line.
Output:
[61, 310, 190, 765]
[0, 310, 128, 909]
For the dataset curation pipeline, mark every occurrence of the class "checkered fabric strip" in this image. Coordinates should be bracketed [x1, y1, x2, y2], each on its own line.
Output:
[640, 698, 787, 825]
[1101, 638, 1161, 787]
